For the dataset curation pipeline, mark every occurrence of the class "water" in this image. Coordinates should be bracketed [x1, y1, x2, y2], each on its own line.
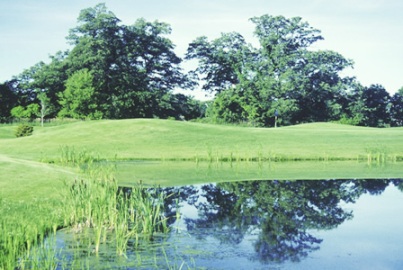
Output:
[53, 179, 403, 269]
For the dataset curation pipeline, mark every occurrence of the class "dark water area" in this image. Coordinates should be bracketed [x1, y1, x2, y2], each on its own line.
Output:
[55, 179, 403, 269]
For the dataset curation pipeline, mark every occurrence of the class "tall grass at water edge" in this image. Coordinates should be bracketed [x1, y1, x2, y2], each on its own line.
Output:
[0, 149, 171, 269]
[62, 162, 169, 257]
[0, 198, 63, 269]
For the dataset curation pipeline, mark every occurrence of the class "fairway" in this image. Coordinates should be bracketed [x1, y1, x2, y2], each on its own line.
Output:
[1, 119, 402, 196]
[1, 119, 403, 163]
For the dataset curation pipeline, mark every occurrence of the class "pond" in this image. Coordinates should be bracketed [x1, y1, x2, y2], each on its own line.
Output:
[50, 178, 403, 269]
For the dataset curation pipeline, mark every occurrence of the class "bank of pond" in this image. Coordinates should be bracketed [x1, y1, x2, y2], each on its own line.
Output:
[1, 169, 403, 269]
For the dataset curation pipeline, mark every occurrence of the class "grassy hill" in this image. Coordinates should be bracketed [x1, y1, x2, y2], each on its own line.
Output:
[0, 119, 402, 194]
[1, 119, 402, 269]
[1, 119, 402, 163]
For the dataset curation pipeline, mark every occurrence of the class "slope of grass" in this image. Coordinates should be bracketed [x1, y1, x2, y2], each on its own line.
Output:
[0, 125, 16, 139]
[1, 119, 402, 163]
[0, 154, 75, 201]
[0, 119, 402, 268]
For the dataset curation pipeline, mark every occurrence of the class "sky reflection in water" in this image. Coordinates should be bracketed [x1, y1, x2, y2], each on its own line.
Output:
[160, 179, 403, 269]
[55, 179, 403, 269]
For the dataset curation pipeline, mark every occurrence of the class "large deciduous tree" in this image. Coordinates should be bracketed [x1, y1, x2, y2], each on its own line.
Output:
[65, 3, 191, 119]
[187, 15, 354, 126]
[10, 3, 193, 120]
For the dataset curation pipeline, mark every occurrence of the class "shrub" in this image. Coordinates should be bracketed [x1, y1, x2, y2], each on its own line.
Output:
[15, 124, 34, 137]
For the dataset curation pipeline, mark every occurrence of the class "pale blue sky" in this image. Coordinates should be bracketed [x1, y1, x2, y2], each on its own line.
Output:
[1, 0, 402, 96]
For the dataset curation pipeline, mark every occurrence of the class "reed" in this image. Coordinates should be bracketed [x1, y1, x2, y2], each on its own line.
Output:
[59, 145, 101, 168]
[0, 146, 174, 268]
[365, 146, 389, 164]
[61, 157, 170, 259]
[0, 198, 63, 269]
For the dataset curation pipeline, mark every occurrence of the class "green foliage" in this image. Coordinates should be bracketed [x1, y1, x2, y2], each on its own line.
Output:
[188, 14, 354, 127]
[58, 69, 102, 119]
[186, 32, 250, 93]
[10, 105, 26, 118]
[9, 3, 191, 121]
[0, 199, 63, 269]
[10, 104, 38, 119]
[14, 124, 33, 137]
[3, 4, 402, 126]
[206, 89, 247, 124]
[335, 115, 362, 126]
[64, 3, 191, 119]
[0, 83, 18, 122]
[390, 92, 403, 126]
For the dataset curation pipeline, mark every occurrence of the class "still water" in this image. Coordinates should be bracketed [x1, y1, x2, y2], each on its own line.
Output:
[55, 179, 403, 269]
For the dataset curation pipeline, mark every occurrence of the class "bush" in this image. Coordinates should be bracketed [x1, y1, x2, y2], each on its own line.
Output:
[15, 124, 34, 137]
[334, 115, 362, 126]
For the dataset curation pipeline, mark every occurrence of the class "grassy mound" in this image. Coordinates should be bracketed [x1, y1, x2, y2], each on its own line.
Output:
[0, 119, 402, 162]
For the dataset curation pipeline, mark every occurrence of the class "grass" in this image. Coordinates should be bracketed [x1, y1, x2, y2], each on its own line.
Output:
[0, 151, 171, 269]
[1, 119, 402, 162]
[0, 119, 402, 268]
[1, 119, 402, 191]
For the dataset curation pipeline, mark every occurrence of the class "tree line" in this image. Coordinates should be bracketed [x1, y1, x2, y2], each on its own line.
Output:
[1, 3, 402, 127]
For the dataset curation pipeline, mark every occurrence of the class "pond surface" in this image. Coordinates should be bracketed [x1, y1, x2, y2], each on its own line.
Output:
[52, 178, 403, 269]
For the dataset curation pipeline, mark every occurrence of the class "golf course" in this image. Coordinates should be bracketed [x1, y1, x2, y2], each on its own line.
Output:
[1, 119, 402, 269]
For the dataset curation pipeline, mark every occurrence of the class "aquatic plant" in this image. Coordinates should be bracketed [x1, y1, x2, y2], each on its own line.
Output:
[0, 198, 63, 269]
[61, 162, 170, 257]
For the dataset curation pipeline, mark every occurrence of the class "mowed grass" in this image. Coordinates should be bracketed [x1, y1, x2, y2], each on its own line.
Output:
[1, 119, 403, 163]
[1, 119, 402, 195]
[0, 119, 402, 268]
[0, 155, 74, 201]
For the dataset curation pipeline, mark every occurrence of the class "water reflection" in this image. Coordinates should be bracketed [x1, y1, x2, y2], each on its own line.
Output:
[53, 179, 403, 269]
[161, 179, 403, 264]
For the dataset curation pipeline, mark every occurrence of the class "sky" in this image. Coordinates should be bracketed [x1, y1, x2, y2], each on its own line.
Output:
[1, 0, 403, 99]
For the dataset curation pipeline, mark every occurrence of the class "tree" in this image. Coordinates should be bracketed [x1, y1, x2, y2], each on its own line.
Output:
[289, 50, 353, 123]
[163, 179, 394, 263]
[186, 32, 252, 94]
[0, 82, 18, 122]
[37, 92, 53, 127]
[66, 3, 192, 119]
[248, 15, 353, 125]
[361, 84, 390, 127]
[7, 3, 193, 121]
[206, 88, 247, 124]
[187, 15, 353, 126]
[10, 104, 39, 120]
[9, 51, 69, 118]
[58, 69, 101, 119]
[389, 91, 403, 126]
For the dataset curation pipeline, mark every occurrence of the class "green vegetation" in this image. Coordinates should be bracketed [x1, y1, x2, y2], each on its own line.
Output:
[0, 146, 171, 269]
[1, 4, 402, 128]
[14, 124, 34, 137]
[1, 119, 402, 162]
[0, 159, 70, 269]
[1, 2, 401, 268]
[0, 119, 402, 268]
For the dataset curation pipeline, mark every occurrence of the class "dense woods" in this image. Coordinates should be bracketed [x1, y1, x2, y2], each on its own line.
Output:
[1, 3, 402, 127]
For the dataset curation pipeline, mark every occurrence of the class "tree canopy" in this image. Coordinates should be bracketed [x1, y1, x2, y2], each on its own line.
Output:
[1, 4, 401, 127]
[3, 3, 200, 122]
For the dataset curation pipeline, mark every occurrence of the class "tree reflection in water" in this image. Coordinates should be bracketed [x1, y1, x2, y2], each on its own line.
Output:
[160, 179, 403, 264]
